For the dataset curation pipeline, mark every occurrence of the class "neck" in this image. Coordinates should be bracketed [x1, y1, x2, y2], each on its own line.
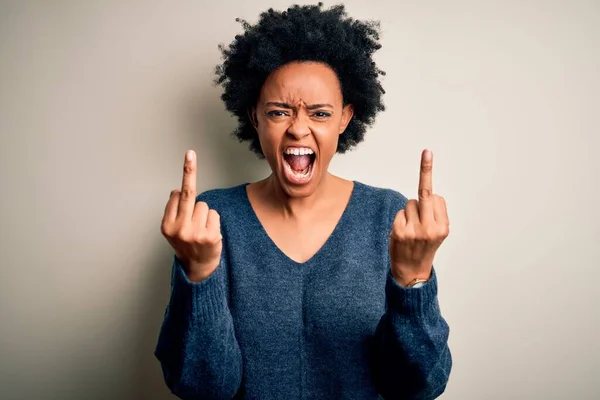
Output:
[261, 173, 336, 219]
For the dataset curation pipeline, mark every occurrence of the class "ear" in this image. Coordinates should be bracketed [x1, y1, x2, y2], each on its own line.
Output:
[248, 108, 259, 131]
[339, 104, 355, 135]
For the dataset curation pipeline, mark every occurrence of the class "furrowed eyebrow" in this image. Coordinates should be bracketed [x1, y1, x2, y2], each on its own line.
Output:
[265, 102, 334, 109]
[306, 103, 334, 110]
[265, 102, 293, 108]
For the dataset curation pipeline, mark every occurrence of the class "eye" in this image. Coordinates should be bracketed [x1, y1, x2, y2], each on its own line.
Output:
[312, 111, 331, 118]
[266, 110, 289, 117]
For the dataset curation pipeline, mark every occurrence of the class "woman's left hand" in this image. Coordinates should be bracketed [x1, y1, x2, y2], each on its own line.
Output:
[389, 149, 450, 286]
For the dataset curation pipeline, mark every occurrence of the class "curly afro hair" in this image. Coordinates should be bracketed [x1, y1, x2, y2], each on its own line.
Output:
[214, 2, 386, 158]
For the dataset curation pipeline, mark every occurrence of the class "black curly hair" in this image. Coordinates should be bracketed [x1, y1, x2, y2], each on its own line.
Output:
[214, 2, 386, 158]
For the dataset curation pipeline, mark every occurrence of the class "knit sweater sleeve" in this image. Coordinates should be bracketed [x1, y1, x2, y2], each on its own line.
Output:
[372, 191, 452, 399]
[372, 269, 452, 399]
[154, 194, 242, 400]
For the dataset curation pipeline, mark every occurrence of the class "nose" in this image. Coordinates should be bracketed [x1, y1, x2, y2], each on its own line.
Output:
[286, 113, 310, 140]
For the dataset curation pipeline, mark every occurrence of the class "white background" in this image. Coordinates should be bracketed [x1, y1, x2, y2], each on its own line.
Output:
[1, 0, 598, 398]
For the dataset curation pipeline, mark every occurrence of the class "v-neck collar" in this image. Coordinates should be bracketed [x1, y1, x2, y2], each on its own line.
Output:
[239, 181, 360, 266]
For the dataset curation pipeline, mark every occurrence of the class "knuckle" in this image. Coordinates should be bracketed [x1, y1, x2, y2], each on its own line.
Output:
[421, 164, 432, 173]
[170, 189, 180, 197]
[160, 221, 172, 237]
[196, 231, 220, 246]
[196, 201, 209, 211]
[393, 213, 404, 225]
[180, 188, 195, 201]
[398, 225, 414, 239]
[390, 231, 404, 242]
[417, 225, 434, 240]
[193, 231, 207, 244]
[207, 233, 222, 245]
[175, 228, 191, 242]
[183, 163, 194, 175]
[442, 224, 450, 237]
[418, 188, 432, 199]
[173, 230, 184, 241]
[424, 229, 437, 241]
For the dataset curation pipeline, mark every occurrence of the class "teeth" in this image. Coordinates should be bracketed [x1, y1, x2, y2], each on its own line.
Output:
[284, 147, 314, 156]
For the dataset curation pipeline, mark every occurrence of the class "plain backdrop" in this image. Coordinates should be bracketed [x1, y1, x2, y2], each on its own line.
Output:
[1, 0, 599, 399]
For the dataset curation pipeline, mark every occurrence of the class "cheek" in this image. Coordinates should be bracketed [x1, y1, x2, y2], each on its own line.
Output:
[257, 123, 283, 157]
[313, 125, 341, 156]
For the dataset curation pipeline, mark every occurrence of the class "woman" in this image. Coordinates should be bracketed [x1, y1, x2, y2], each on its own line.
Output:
[155, 3, 452, 399]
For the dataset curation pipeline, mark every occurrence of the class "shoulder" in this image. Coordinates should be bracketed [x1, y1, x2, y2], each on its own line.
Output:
[354, 181, 408, 209]
[195, 183, 247, 214]
[353, 181, 409, 222]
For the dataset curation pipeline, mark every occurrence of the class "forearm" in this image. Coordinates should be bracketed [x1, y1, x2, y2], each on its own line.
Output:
[373, 268, 452, 400]
[155, 257, 242, 400]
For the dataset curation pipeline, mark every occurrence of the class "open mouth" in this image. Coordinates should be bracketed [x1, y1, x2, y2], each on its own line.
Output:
[282, 147, 316, 184]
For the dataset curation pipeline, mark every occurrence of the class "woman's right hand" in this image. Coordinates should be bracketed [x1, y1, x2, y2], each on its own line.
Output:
[161, 150, 223, 282]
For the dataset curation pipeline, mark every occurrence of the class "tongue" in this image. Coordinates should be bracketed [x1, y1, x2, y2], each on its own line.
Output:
[286, 154, 311, 171]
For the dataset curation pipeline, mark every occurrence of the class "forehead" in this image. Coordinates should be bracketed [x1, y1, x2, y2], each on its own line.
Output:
[259, 62, 342, 105]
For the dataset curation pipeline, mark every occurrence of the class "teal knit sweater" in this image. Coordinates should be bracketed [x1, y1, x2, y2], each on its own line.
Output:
[155, 181, 452, 399]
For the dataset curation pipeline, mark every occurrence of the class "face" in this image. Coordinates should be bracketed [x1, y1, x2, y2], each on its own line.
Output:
[251, 62, 354, 198]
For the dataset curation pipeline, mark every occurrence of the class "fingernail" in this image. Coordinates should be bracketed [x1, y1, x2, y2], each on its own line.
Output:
[424, 149, 432, 161]
[186, 150, 193, 162]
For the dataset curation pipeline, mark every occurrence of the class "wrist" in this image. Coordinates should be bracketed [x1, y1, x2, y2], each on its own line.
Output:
[391, 264, 431, 287]
[183, 259, 220, 283]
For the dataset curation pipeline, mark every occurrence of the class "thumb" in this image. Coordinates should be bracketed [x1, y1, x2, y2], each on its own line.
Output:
[392, 209, 407, 230]
[206, 209, 222, 241]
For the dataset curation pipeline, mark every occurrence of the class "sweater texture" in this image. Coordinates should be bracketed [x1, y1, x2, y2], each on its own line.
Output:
[155, 181, 452, 399]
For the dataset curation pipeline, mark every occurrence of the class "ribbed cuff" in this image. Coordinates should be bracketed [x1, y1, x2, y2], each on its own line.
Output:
[170, 256, 228, 326]
[386, 267, 439, 319]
